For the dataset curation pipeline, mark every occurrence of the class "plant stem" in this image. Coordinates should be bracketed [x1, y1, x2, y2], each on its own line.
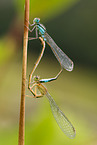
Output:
[18, 0, 29, 145]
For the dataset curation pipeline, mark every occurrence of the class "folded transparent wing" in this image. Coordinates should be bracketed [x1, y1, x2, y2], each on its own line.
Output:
[44, 32, 73, 71]
[46, 92, 76, 139]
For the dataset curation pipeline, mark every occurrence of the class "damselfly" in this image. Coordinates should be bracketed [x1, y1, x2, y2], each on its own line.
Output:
[26, 19, 76, 139]
[28, 75, 76, 139]
[25, 18, 74, 75]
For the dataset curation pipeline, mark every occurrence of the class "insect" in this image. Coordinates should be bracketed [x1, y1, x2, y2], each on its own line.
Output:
[25, 18, 74, 78]
[26, 19, 76, 139]
[28, 75, 76, 139]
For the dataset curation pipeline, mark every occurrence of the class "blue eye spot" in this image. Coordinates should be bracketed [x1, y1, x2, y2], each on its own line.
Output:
[33, 18, 40, 23]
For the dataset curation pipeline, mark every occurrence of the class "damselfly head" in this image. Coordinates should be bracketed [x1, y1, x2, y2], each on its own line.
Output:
[33, 75, 40, 81]
[33, 18, 40, 24]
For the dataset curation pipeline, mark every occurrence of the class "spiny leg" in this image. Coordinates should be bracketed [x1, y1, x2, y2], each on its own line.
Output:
[25, 18, 35, 26]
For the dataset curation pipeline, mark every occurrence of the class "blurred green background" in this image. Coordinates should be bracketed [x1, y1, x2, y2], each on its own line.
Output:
[0, 0, 97, 145]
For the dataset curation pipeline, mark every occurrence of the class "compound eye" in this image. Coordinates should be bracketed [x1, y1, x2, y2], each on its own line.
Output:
[33, 76, 40, 81]
[33, 18, 40, 23]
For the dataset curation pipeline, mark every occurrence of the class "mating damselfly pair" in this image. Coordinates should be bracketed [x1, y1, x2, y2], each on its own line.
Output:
[25, 18, 76, 139]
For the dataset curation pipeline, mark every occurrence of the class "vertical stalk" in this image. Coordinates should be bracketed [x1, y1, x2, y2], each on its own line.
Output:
[18, 0, 29, 145]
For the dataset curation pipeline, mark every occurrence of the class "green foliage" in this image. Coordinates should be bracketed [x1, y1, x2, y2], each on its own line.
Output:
[0, 37, 16, 66]
[16, 0, 79, 20]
